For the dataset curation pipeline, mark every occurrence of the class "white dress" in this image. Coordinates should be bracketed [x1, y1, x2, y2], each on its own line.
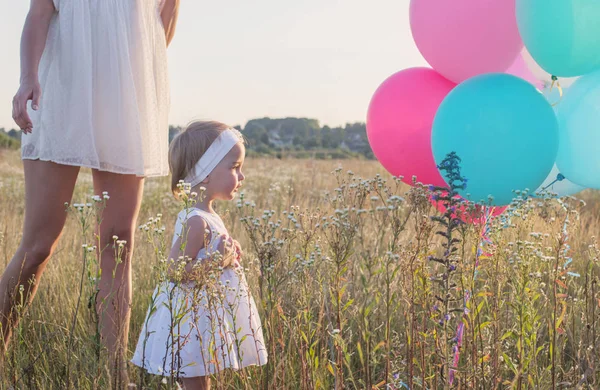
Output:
[131, 208, 268, 377]
[21, 0, 170, 177]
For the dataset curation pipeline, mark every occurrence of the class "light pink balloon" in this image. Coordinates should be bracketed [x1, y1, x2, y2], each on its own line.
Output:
[367, 67, 456, 187]
[410, 0, 523, 83]
[506, 52, 544, 89]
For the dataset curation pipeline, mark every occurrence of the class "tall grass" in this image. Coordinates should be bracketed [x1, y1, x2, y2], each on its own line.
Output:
[1, 148, 600, 389]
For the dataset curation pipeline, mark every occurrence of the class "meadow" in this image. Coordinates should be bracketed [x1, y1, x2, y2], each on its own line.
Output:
[1, 148, 600, 389]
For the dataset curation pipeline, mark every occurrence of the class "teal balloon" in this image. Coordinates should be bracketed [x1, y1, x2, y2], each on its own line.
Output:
[555, 70, 600, 189]
[432, 73, 559, 206]
[516, 0, 600, 77]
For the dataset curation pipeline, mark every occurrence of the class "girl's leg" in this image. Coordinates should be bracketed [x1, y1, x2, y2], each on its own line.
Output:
[0, 160, 80, 355]
[91, 169, 144, 386]
[181, 376, 211, 390]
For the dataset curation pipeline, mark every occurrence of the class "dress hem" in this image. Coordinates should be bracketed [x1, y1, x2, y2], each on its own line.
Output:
[21, 155, 169, 178]
[130, 358, 268, 378]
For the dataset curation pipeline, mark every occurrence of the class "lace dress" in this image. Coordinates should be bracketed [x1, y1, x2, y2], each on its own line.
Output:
[21, 0, 170, 177]
[131, 208, 268, 377]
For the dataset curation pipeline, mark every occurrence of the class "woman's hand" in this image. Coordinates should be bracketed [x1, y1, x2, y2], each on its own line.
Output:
[15, 0, 56, 133]
[12, 78, 41, 134]
[160, 0, 180, 47]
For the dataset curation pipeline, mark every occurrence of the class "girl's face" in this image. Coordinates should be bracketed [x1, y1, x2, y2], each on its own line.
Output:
[203, 142, 246, 201]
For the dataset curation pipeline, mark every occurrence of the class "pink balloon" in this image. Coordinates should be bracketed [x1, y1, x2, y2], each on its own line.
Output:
[410, 0, 523, 83]
[506, 52, 544, 89]
[367, 67, 456, 187]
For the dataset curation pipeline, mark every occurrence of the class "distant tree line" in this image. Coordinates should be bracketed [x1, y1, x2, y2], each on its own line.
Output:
[2, 117, 375, 160]
[171, 118, 374, 159]
[0, 129, 20, 150]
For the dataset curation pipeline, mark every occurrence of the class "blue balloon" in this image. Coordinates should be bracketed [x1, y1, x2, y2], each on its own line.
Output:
[432, 73, 559, 206]
[555, 70, 600, 189]
[516, 0, 600, 77]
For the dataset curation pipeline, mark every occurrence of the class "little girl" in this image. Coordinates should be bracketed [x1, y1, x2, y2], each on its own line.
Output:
[132, 121, 268, 389]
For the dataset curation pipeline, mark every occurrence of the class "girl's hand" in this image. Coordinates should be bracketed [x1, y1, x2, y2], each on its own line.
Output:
[232, 239, 242, 268]
[216, 234, 237, 268]
[12, 78, 41, 134]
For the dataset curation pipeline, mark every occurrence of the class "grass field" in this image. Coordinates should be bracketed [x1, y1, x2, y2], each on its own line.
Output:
[1, 148, 600, 389]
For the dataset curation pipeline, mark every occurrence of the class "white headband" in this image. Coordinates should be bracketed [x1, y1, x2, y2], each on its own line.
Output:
[184, 128, 244, 187]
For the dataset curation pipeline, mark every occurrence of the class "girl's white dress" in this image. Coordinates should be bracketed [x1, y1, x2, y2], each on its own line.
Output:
[131, 208, 268, 377]
[22, 0, 170, 177]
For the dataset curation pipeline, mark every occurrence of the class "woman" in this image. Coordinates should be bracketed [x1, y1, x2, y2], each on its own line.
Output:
[5, 0, 180, 384]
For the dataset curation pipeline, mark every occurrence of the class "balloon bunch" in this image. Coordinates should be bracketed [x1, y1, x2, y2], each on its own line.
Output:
[367, 0, 594, 209]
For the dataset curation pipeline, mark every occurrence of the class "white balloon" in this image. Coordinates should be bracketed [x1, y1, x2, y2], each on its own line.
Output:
[522, 48, 579, 88]
[535, 164, 585, 197]
[534, 89, 585, 197]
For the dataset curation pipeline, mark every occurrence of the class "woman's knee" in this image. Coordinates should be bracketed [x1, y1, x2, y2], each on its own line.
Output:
[98, 225, 136, 272]
[100, 224, 135, 247]
[18, 237, 61, 270]
[20, 212, 66, 269]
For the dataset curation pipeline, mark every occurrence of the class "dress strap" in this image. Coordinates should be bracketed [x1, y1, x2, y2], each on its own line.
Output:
[172, 208, 215, 247]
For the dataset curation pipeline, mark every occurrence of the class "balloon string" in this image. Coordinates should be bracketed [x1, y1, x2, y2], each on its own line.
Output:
[540, 173, 565, 194]
[549, 75, 563, 106]
[449, 206, 495, 385]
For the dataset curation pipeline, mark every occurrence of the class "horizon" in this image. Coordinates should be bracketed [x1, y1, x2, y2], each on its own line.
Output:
[0, 1, 427, 131]
[0, 115, 373, 133]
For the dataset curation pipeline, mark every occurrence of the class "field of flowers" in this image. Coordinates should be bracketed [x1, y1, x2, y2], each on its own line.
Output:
[1, 148, 600, 389]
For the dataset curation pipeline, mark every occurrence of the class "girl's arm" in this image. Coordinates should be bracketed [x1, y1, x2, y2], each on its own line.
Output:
[167, 216, 208, 279]
[160, 0, 181, 47]
[12, 0, 55, 133]
[167, 217, 237, 281]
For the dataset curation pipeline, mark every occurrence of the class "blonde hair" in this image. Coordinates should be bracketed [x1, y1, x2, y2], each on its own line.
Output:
[169, 120, 233, 198]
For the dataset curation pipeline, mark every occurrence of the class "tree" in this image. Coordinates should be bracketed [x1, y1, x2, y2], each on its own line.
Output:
[0, 132, 20, 150]
[7, 129, 21, 140]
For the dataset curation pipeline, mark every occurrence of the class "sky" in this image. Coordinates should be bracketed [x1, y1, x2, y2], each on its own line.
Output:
[0, 0, 428, 130]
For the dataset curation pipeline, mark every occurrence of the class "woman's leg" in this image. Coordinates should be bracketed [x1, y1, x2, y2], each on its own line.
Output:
[0, 160, 80, 355]
[181, 376, 211, 390]
[91, 169, 144, 386]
